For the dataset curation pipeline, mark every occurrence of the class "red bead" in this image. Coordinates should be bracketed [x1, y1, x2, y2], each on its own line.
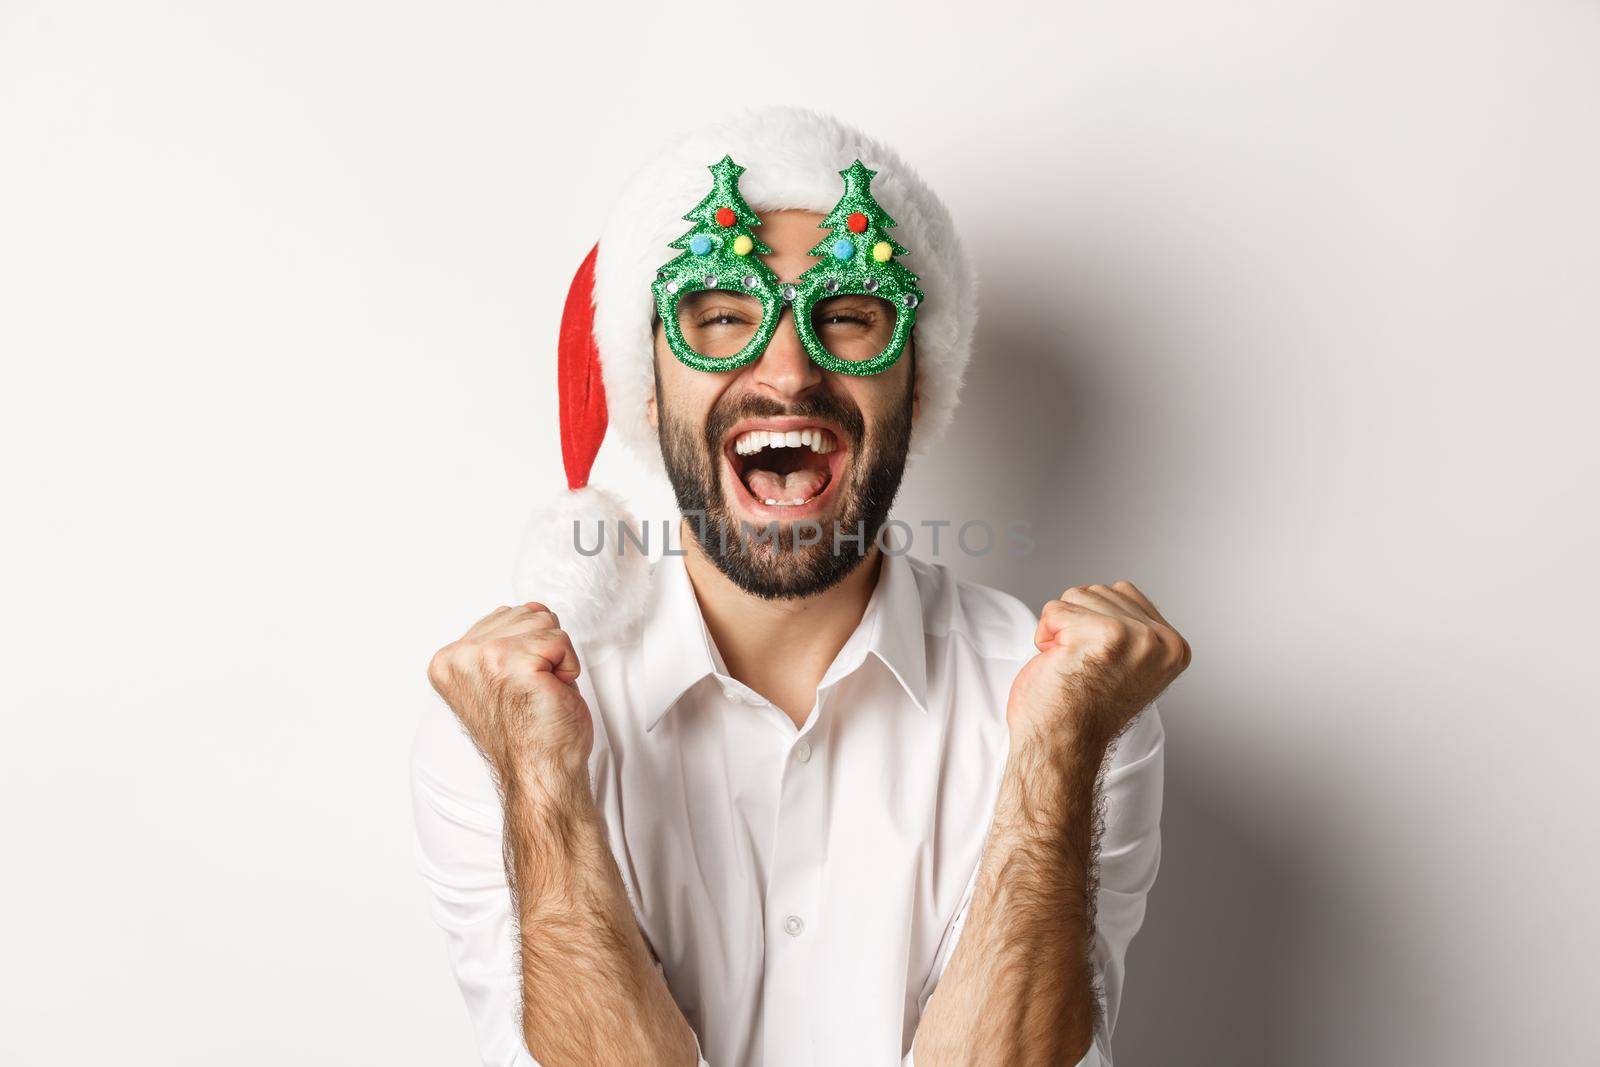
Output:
[846, 212, 868, 233]
[715, 207, 737, 227]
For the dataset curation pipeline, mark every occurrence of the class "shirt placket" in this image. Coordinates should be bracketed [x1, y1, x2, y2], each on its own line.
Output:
[759, 686, 834, 1067]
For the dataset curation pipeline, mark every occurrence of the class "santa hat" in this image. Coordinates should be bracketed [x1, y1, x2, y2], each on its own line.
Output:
[514, 105, 979, 642]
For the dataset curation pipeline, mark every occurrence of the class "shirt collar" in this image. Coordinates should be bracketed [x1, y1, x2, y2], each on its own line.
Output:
[828, 549, 930, 714]
[639, 553, 724, 732]
[640, 550, 930, 732]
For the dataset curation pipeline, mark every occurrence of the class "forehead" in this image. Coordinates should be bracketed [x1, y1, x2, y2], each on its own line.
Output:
[752, 209, 826, 278]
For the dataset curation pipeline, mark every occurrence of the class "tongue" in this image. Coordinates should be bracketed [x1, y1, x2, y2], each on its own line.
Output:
[745, 466, 827, 504]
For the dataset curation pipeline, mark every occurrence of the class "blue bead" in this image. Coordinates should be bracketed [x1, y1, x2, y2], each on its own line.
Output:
[831, 238, 855, 260]
[690, 235, 713, 255]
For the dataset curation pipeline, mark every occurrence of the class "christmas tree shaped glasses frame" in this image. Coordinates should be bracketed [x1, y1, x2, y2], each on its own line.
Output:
[651, 155, 925, 376]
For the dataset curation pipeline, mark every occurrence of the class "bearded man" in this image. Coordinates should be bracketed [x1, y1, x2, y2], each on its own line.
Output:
[412, 106, 1190, 1067]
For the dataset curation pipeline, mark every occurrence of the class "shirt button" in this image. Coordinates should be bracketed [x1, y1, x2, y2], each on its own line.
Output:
[793, 740, 812, 763]
[783, 915, 805, 937]
[722, 687, 742, 704]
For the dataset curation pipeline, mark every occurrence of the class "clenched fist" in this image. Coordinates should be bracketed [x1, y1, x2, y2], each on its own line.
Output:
[1006, 581, 1191, 753]
[427, 602, 593, 784]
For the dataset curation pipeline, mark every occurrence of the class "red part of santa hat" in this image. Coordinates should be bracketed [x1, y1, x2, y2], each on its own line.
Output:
[514, 241, 649, 644]
[557, 243, 607, 492]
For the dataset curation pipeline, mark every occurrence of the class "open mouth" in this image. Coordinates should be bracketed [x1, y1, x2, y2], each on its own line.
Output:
[723, 422, 848, 512]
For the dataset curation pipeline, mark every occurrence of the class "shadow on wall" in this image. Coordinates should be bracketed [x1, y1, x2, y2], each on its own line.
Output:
[1113, 736, 1441, 1067]
[1112, 754, 1302, 1067]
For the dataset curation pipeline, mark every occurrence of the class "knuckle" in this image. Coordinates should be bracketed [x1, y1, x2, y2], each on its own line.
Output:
[477, 640, 509, 675]
[501, 654, 540, 680]
[1094, 615, 1131, 649]
[426, 645, 454, 687]
[1132, 621, 1160, 652]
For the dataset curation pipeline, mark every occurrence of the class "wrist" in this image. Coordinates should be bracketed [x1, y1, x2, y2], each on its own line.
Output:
[997, 721, 1108, 831]
[504, 756, 591, 814]
[501, 761, 599, 899]
[1008, 704, 1111, 768]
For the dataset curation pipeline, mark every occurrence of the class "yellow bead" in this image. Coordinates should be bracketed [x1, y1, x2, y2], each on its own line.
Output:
[732, 234, 754, 256]
[872, 241, 893, 263]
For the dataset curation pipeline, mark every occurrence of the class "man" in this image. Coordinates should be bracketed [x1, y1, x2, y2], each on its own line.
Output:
[412, 106, 1189, 1067]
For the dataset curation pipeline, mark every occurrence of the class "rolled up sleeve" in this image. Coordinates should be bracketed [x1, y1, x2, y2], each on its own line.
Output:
[1090, 702, 1165, 1057]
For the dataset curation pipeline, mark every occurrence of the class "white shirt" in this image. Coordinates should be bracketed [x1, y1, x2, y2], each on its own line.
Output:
[411, 550, 1165, 1067]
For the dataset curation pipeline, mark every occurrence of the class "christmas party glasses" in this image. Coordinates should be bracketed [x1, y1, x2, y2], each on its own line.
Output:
[652, 156, 925, 377]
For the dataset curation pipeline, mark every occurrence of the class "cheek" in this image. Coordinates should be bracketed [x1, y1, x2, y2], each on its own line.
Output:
[654, 351, 727, 434]
[851, 369, 914, 437]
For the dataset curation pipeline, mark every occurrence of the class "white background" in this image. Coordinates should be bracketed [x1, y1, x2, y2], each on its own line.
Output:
[3, 2, 1596, 1064]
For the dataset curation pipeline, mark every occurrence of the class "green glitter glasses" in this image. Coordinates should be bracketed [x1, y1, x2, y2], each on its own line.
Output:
[651, 155, 925, 376]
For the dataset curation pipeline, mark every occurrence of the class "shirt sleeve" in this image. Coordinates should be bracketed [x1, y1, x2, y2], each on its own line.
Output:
[410, 698, 528, 1067]
[411, 699, 711, 1067]
[908, 702, 1166, 1067]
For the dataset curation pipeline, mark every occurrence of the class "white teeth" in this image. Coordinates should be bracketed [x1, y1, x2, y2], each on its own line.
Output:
[732, 427, 837, 455]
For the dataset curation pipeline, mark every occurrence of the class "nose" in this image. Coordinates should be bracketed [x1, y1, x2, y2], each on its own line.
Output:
[748, 305, 824, 399]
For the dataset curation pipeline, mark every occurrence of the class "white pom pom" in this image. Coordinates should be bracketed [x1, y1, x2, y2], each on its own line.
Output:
[512, 486, 651, 644]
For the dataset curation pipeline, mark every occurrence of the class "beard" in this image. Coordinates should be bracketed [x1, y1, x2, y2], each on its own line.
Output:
[654, 362, 914, 600]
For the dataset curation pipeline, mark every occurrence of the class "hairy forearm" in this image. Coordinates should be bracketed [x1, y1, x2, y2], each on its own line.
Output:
[504, 767, 698, 1067]
[912, 729, 1108, 1067]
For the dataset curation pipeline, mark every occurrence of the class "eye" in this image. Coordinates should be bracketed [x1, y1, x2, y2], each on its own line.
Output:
[811, 294, 890, 331]
[694, 308, 754, 328]
[818, 309, 876, 328]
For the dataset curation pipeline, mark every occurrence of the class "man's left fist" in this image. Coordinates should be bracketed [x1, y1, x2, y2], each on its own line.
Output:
[1005, 581, 1191, 752]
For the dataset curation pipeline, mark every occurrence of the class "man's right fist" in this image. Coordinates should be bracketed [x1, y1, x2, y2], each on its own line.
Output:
[427, 603, 593, 784]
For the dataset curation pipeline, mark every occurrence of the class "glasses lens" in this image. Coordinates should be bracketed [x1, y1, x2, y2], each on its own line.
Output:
[674, 288, 766, 362]
[809, 294, 900, 364]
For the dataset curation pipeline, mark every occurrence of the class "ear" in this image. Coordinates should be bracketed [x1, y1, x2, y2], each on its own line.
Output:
[647, 330, 662, 432]
[909, 341, 921, 424]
